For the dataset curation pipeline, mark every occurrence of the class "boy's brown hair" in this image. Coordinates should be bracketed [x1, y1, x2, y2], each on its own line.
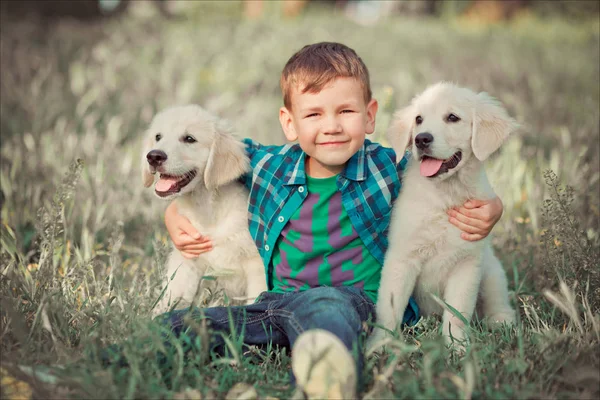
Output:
[280, 42, 372, 110]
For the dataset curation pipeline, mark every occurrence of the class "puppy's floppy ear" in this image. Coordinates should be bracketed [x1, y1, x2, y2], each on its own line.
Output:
[203, 122, 250, 190]
[472, 92, 519, 161]
[387, 105, 415, 163]
[141, 134, 154, 188]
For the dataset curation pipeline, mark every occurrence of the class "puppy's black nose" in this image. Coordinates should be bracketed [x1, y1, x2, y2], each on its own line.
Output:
[147, 150, 167, 167]
[415, 133, 434, 150]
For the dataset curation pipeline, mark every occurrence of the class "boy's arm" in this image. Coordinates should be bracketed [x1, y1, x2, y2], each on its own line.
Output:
[447, 197, 504, 242]
[165, 202, 213, 258]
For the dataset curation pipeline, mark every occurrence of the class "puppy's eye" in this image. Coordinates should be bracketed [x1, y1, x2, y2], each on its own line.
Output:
[155, 133, 162, 142]
[415, 116, 423, 125]
[183, 135, 197, 144]
[447, 113, 461, 123]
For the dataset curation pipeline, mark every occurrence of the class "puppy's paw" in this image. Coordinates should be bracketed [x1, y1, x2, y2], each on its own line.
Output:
[444, 324, 469, 356]
[450, 342, 467, 358]
[366, 328, 391, 354]
[445, 334, 468, 357]
[487, 310, 516, 326]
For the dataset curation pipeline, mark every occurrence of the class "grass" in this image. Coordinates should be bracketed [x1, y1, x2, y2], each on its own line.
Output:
[1, 1, 599, 399]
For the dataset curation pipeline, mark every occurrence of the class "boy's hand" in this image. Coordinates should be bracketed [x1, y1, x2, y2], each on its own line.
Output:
[446, 197, 503, 242]
[165, 202, 213, 258]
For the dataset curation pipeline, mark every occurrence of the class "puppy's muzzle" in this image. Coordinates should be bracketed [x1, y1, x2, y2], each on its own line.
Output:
[147, 150, 167, 168]
[415, 133, 433, 150]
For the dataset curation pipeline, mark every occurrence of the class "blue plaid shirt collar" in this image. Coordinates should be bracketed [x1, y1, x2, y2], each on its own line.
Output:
[283, 144, 366, 186]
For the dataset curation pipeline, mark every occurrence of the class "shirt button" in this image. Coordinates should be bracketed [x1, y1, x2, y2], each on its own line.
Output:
[298, 187, 305, 193]
[265, 245, 270, 251]
[278, 216, 284, 223]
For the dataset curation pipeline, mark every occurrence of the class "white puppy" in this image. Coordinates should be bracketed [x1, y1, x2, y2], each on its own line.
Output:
[142, 105, 266, 315]
[373, 83, 517, 346]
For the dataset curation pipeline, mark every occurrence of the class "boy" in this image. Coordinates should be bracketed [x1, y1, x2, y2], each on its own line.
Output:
[162, 42, 503, 398]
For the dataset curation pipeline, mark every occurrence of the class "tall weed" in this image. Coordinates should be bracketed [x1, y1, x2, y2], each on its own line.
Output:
[540, 170, 600, 312]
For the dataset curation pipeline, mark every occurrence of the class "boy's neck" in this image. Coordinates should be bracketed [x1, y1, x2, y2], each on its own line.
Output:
[305, 155, 345, 178]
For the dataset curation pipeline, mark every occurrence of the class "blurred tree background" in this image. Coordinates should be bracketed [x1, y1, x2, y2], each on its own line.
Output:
[0, 1, 598, 399]
[1, 0, 597, 255]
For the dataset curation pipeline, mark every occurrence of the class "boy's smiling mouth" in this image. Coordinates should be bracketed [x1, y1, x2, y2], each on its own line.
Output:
[317, 141, 349, 147]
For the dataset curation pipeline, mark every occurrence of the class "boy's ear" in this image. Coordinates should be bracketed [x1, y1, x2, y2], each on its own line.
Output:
[365, 99, 378, 135]
[279, 107, 298, 141]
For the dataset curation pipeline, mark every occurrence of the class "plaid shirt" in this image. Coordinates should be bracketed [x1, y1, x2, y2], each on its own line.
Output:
[242, 138, 408, 289]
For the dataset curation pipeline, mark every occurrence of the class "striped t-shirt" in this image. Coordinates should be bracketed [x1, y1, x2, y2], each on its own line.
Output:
[270, 174, 381, 302]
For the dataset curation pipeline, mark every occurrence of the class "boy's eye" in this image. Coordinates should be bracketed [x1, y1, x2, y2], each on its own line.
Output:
[415, 116, 423, 125]
[182, 135, 197, 143]
[341, 109, 354, 114]
[447, 113, 461, 123]
[155, 133, 162, 142]
[305, 113, 318, 118]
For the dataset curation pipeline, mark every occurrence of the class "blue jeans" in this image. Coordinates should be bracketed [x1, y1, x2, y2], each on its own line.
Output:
[155, 286, 419, 385]
[99, 286, 418, 389]
[158, 286, 375, 375]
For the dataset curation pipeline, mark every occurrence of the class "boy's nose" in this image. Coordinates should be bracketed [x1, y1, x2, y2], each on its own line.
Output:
[322, 116, 342, 134]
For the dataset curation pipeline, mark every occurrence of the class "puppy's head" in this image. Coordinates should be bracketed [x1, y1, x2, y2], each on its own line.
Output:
[387, 82, 518, 181]
[142, 105, 249, 199]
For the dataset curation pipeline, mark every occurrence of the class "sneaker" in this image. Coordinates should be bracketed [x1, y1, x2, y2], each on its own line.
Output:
[291, 329, 357, 399]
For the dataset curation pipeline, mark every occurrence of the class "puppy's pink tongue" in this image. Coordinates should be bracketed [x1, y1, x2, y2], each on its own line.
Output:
[420, 158, 443, 177]
[156, 177, 178, 192]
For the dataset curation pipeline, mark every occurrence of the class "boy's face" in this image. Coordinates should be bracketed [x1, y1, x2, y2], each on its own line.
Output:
[279, 77, 378, 178]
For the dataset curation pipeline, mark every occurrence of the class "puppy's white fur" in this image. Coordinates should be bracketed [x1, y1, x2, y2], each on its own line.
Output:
[374, 83, 517, 345]
[142, 105, 266, 315]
